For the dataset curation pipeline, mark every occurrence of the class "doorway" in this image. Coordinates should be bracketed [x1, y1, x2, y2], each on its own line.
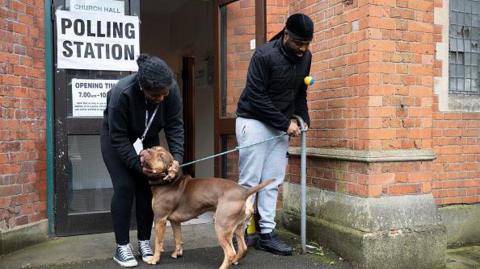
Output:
[140, 0, 216, 178]
[53, 0, 216, 236]
[53, 0, 265, 236]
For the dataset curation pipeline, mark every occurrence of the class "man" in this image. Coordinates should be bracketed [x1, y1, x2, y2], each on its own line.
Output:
[235, 13, 313, 256]
[100, 54, 183, 267]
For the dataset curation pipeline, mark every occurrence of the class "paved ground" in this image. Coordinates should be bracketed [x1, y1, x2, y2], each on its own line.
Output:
[1, 222, 479, 269]
[0, 223, 351, 269]
[446, 246, 480, 269]
[16, 248, 347, 269]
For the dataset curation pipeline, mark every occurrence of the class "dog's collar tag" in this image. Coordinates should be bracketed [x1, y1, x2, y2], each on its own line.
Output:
[133, 138, 143, 155]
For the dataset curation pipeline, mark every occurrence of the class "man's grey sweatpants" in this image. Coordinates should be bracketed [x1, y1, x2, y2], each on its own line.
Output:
[236, 117, 289, 234]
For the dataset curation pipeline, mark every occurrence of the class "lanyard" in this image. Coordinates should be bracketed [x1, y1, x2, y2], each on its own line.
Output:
[141, 105, 159, 141]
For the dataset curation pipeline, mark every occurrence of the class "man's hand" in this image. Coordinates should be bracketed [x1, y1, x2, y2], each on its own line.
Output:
[287, 120, 301, 137]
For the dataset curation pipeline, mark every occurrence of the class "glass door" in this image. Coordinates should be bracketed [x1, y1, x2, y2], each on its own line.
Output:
[53, 0, 140, 235]
[214, 0, 265, 178]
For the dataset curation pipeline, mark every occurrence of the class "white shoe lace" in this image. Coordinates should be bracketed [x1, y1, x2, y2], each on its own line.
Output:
[139, 240, 153, 257]
[117, 244, 135, 261]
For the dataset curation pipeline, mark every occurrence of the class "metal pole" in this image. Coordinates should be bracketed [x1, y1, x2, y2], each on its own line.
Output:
[293, 115, 307, 254]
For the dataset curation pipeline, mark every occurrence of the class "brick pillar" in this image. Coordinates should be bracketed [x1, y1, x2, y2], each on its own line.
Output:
[278, 1, 447, 268]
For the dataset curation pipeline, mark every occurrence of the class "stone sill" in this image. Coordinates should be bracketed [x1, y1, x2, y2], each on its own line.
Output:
[288, 147, 436, 163]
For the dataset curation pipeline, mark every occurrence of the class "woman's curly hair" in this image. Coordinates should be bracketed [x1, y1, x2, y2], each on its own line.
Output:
[136, 54, 174, 92]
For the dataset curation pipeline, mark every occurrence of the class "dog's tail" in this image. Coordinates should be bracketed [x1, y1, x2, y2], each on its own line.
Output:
[245, 178, 275, 197]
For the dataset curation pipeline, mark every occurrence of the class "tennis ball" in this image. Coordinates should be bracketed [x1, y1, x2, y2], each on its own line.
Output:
[304, 76, 315, 86]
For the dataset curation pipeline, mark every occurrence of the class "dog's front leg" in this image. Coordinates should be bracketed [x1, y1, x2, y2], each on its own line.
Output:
[170, 221, 184, 259]
[147, 218, 167, 265]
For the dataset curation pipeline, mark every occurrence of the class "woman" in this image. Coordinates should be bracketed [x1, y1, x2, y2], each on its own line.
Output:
[100, 54, 184, 267]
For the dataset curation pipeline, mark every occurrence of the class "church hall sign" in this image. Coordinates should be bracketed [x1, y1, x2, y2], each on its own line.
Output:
[56, 10, 139, 71]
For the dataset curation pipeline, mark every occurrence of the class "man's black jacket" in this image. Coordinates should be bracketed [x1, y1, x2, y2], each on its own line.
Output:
[101, 73, 184, 174]
[236, 38, 311, 131]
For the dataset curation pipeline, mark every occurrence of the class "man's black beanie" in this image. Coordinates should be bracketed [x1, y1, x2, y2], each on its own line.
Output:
[285, 13, 314, 41]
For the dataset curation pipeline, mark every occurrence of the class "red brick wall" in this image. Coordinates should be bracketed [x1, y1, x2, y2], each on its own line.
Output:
[280, 0, 480, 203]
[0, 0, 47, 229]
[432, 105, 480, 205]
[266, 0, 288, 40]
[224, 0, 256, 117]
[288, 158, 432, 197]
[288, 0, 434, 151]
[430, 0, 480, 205]
[284, 0, 437, 198]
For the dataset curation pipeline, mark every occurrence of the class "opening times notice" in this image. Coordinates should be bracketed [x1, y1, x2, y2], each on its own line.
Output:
[72, 78, 118, 117]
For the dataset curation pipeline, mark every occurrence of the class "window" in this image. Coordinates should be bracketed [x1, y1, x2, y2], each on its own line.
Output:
[449, 0, 480, 95]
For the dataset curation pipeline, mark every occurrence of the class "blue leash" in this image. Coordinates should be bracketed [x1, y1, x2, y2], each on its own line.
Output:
[179, 133, 287, 168]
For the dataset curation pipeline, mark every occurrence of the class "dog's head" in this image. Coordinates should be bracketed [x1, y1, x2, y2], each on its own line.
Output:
[142, 146, 174, 175]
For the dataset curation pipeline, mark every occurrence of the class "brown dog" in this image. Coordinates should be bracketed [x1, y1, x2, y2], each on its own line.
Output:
[142, 146, 273, 269]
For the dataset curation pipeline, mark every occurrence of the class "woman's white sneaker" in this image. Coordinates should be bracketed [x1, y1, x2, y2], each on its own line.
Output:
[113, 244, 138, 267]
[138, 240, 154, 263]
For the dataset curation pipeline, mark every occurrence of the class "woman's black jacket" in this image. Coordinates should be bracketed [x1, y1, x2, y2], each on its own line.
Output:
[101, 73, 184, 174]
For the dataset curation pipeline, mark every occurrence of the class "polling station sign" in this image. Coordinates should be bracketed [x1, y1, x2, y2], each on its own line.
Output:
[71, 78, 118, 117]
[56, 10, 139, 71]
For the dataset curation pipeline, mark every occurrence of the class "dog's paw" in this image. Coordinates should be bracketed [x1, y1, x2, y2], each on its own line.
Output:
[171, 249, 183, 259]
[146, 255, 160, 265]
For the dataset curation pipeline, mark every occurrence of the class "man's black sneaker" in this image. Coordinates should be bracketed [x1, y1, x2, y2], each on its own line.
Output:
[138, 240, 153, 263]
[113, 244, 138, 267]
[256, 232, 293, 256]
[245, 233, 259, 247]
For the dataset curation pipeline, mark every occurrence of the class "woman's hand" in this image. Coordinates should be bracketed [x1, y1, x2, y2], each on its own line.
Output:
[166, 160, 179, 179]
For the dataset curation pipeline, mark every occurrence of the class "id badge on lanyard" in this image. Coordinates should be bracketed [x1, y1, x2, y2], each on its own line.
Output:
[133, 105, 159, 155]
